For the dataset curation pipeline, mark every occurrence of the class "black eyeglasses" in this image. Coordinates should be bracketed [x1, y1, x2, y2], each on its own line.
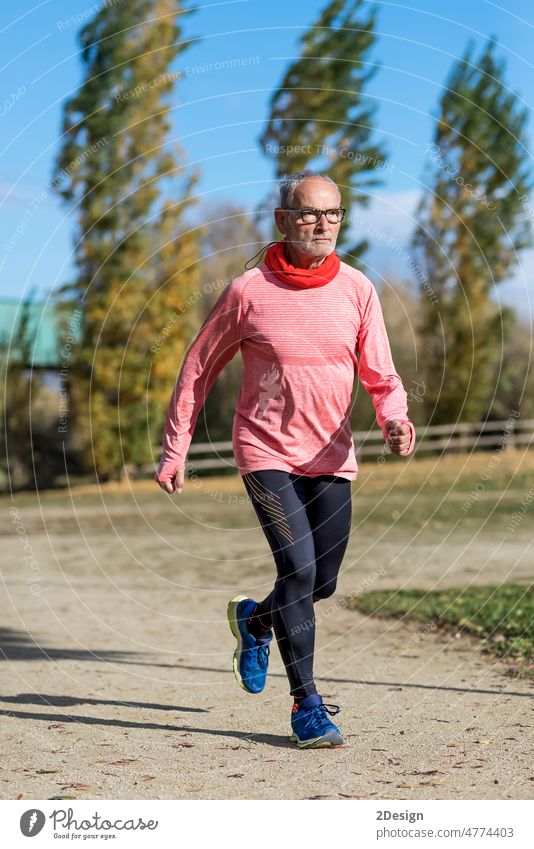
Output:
[278, 207, 346, 224]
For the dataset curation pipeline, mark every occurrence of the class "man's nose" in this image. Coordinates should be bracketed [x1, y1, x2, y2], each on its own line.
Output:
[315, 212, 330, 227]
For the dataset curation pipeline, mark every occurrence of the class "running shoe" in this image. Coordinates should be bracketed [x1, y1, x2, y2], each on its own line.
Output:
[227, 595, 272, 694]
[290, 695, 344, 748]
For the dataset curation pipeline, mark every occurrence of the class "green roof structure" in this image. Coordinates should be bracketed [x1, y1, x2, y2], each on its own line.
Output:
[0, 297, 83, 368]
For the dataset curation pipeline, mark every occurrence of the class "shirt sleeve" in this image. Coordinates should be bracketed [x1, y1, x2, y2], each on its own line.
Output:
[356, 280, 416, 454]
[155, 279, 244, 481]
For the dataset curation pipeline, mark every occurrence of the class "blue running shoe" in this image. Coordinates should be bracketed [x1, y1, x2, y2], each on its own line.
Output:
[227, 595, 272, 694]
[290, 694, 344, 748]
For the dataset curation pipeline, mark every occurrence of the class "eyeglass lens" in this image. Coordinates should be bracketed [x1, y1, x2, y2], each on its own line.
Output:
[300, 208, 344, 223]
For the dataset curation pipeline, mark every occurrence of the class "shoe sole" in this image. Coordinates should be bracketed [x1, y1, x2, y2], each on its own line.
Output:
[227, 594, 261, 694]
[289, 731, 345, 749]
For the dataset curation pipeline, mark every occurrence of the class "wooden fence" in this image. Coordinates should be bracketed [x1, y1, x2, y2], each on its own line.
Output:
[146, 416, 533, 475]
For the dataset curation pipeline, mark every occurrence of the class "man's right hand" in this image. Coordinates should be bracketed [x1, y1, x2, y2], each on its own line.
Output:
[154, 464, 185, 494]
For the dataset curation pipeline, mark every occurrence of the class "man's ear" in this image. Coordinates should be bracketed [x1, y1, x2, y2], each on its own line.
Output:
[274, 208, 286, 236]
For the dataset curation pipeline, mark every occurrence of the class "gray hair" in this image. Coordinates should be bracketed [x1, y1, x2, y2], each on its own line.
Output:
[279, 170, 339, 208]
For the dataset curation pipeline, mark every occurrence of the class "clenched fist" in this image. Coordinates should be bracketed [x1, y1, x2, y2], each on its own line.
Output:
[154, 464, 185, 494]
[384, 419, 414, 457]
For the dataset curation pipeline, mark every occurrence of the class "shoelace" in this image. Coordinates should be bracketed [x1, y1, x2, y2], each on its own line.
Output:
[257, 644, 270, 669]
[301, 703, 340, 731]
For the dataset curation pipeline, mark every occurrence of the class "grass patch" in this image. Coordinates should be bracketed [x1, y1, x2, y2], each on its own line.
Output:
[345, 583, 534, 674]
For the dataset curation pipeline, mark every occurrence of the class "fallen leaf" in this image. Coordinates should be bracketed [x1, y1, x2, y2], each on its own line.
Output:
[227, 774, 244, 778]
[409, 770, 445, 777]
[35, 769, 59, 775]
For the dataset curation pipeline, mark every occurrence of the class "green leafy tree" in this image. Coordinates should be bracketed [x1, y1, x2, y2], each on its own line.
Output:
[412, 39, 532, 424]
[492, 314, 534, 421]
[194, 202, 264, 455]
[52, 0, 201, 481]
[259, 0, 386, 261]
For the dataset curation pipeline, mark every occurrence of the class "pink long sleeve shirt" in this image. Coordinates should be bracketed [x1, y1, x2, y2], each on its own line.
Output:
[156, 259, 415, 482]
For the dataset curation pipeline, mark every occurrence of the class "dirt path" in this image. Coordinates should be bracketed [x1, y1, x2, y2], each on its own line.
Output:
[1, 474, 533, 800]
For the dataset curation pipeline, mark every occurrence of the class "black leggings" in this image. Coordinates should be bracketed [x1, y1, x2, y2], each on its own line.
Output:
[241, 470, 352, 698]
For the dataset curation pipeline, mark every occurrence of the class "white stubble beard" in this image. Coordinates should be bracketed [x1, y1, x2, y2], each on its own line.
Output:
[287, 233, 337, 258]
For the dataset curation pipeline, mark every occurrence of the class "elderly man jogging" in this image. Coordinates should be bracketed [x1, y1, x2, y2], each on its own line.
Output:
[155, 170, 415, 748]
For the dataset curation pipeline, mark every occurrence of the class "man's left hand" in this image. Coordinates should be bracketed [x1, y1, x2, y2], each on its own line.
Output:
[385, 419, 413, 456]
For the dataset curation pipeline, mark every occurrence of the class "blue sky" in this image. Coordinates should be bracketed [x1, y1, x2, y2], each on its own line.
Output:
[1, 0, 533, 308]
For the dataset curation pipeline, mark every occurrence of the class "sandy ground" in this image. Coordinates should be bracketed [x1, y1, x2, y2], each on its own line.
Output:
[1, 460, 533, 800]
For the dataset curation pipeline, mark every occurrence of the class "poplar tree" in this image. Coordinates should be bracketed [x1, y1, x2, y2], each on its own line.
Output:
[259, 0, 386, 261]
[52, 0, 200, 480]
[195, 203, 264, 451]
[412, 40, 532, 424]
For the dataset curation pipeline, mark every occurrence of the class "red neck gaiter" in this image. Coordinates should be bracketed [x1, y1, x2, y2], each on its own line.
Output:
[264, 241, 340, 288]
